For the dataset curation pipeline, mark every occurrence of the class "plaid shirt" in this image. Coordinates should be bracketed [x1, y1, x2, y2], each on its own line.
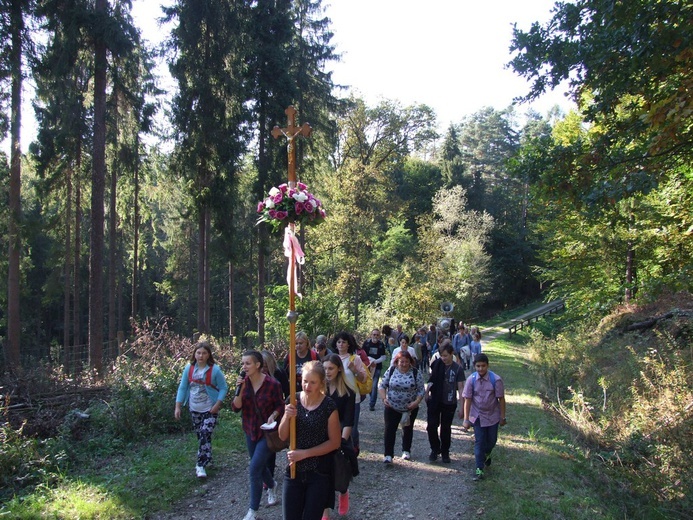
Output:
[232, 375, 285, 441]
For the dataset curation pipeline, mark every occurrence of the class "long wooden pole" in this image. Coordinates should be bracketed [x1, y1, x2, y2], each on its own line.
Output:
[272, 106, 311, 479]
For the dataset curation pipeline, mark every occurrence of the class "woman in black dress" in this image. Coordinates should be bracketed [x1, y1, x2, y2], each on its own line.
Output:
[278, 360, 341, 520]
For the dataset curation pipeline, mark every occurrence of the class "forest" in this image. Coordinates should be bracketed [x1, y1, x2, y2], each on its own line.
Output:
[1, 0, 686, 372]
[0, 0, 692, 517]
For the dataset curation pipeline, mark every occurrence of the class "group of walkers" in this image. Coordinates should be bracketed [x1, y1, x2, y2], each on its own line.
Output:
[174, 322, 506, 520]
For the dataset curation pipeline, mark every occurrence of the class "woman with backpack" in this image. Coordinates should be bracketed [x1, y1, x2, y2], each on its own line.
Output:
[378, 350, 425, 463]
[174, 340, 229, 479]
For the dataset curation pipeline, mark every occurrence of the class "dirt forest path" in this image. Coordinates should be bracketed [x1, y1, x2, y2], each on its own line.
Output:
[153, 307, 555, 520]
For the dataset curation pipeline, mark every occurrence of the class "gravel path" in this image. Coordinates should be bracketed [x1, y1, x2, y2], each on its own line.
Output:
[154, 380, 478, 520]
[153, 305, 563, 520]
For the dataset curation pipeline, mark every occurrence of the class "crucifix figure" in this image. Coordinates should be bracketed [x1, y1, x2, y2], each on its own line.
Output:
[272, 105, 311, 478]
[272, 105, 312, 185]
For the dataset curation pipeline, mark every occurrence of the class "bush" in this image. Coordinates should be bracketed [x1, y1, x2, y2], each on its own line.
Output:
[0, 408, 65, 501]
[528, 293, 693, 517]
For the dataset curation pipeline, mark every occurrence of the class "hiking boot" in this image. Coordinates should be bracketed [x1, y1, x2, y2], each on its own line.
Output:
[401, 451, 411, 460]
[267, 486, 277, 506]
[441, 453, 451, 464]
[383, 455, 393, 464]
[195, 465, 207, 478]
[338, 490, 349, 515]
[472, 468, 484, 481]
[428, 451, 438, 462]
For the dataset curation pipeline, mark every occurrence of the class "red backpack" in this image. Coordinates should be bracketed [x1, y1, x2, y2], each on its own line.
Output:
[188, 364, 219, 391]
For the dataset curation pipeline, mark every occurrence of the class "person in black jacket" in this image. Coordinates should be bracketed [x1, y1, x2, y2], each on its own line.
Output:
[425, 342, 465, 463]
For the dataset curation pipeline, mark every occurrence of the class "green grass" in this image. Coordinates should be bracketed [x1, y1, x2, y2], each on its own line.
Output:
[468, 333, 665, 520]
[2, 302, 673, 519]
[0, 414, 246, 519]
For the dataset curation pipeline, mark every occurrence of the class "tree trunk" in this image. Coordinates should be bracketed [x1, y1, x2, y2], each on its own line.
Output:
[257, 226, 266, 343]
[89, 0, 108, 376]
[228, 261, 235, 347]
[74, 146, 82, 371]
[131, 140, 140, 323]
[108, 104, 118, 356]
[63, 165, 73, 367]
[205, 207, 211, 334]
[5, 0, 23, 371]
[197, 206, 208, 334]
[625, 245, 635, 302]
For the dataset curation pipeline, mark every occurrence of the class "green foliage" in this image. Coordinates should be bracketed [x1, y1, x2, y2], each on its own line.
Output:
[0, 413, 65, 501]
[528, 294, 693, 517]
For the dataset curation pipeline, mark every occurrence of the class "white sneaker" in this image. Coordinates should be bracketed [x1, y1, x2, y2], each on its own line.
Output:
[267, 486, 277, 506]
[383, 455, 393, 464]
[242, 509, 257, 520]
[195, 465, 207, 478]
[401, 451, 411, 460]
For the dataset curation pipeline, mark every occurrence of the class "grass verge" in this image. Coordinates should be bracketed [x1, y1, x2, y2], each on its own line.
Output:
[0, 413, 245, 519]
[467, 332, 665, 520]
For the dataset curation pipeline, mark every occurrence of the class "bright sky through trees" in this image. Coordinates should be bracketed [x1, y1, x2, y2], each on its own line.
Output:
[324, 0, 573, 126]
[8, 0, 571, 153]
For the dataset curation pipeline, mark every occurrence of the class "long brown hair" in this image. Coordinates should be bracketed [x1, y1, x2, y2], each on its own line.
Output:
[324, 354, 350, 397]
[189, 340, 216, 365]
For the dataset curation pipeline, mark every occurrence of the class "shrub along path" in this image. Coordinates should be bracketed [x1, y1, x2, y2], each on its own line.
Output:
[154, 307, 634, 520]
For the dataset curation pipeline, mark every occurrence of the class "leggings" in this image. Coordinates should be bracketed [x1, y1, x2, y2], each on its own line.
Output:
[190, 410, 218, 467]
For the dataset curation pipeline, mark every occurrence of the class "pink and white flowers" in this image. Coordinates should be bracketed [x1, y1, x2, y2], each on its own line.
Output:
[257, 182, 326, 231]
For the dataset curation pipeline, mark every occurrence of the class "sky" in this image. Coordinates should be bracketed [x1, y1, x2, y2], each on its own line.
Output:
[9, 0, 573, 153]
[321, 0, 573, 127]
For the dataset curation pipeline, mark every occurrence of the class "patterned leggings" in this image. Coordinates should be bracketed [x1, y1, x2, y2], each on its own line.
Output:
[190, 410, 218, 467]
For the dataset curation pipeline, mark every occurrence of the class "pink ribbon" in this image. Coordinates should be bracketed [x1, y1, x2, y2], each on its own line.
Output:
[283, 226, 305, 299]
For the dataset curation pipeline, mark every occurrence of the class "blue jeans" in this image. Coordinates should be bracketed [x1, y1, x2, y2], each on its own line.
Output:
[245, 434, 275, 511]
[283, 468, 331, 520]
[369, 367, 382, 408]
[472, 418, 499, 470]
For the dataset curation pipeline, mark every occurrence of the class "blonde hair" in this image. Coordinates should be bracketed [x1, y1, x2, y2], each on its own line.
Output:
[296, 331, 310, 344]
[301, 360, 327, 394]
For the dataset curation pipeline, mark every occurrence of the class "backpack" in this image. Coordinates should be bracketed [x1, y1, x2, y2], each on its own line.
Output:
[349, 354, 373, 397]
[385, 364, 419, 386]
[470, 370, 496, 396]
[188, 364, 219, 391]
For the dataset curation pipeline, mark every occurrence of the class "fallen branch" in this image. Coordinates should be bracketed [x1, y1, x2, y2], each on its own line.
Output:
[624, 310, 691, 331]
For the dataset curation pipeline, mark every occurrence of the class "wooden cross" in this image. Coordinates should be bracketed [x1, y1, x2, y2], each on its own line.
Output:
[272, 106, 312, 184]
[271, 106, 311, 479]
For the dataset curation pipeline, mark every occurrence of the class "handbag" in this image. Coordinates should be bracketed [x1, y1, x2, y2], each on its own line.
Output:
[251, 387, 289, 453]
[333, 448, 352, 493]
[264, 428, 289, 453]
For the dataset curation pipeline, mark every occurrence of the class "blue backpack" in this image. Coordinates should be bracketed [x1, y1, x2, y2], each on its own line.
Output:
[470, 370, 497, 396]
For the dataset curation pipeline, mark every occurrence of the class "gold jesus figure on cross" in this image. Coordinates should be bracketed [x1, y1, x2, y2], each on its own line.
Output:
[272, 106, 312, 185]
[272, 106, 311, 479]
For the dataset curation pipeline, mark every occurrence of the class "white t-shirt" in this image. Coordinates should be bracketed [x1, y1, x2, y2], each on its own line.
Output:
[189, 365, 214, 412]
[391, 346, 418, 360]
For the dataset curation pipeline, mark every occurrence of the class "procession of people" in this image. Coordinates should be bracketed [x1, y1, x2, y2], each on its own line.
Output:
[175, 321, 506, 520]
